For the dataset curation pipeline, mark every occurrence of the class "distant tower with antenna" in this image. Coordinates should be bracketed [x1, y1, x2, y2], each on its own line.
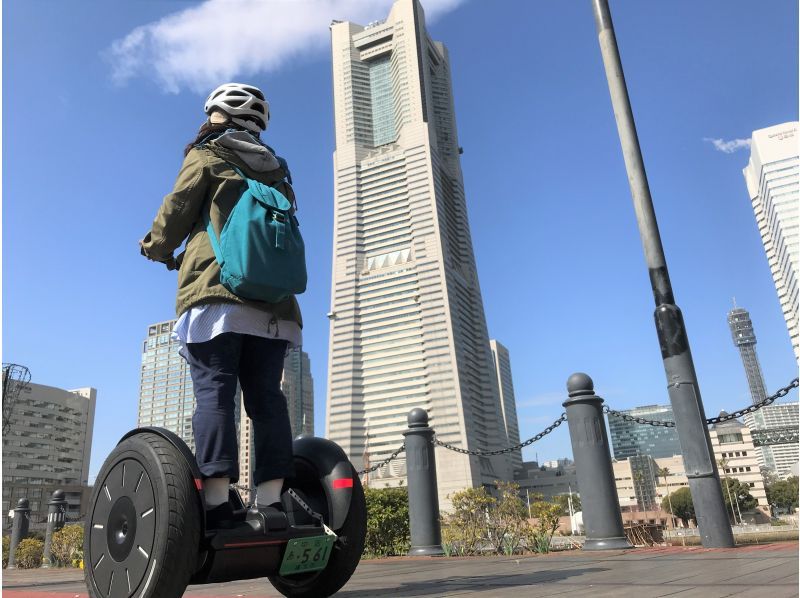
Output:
[727, 301, 768, 405]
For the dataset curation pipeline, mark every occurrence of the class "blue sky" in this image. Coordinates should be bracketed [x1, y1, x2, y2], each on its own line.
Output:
[3, 0, 798, 480]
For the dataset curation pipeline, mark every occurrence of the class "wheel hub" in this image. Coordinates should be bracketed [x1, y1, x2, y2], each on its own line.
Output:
[107, 496, 137, 562]
[89, 459, 157, 598]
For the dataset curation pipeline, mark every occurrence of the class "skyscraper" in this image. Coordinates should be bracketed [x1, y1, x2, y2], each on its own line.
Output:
[742, 122, 799, 363]
[489, 340, 522, 475]
[282, 348, 315, 438]
[727, 305, 768, 404]
[326, 0, 514, 504]
[138, 319, 201, 451]
[607, 404, 682, 460]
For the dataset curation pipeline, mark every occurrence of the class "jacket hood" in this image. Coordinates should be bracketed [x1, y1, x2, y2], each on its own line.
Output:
[209, 130, 280, 173]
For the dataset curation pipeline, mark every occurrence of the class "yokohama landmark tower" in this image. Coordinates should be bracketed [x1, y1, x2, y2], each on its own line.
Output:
[326, 0, 514, 505]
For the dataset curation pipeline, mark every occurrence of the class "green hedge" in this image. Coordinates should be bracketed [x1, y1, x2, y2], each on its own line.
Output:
[364, 486, 410, 558]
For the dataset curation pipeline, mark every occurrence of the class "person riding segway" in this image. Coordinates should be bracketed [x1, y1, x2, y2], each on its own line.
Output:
[84, 83, 366, 598]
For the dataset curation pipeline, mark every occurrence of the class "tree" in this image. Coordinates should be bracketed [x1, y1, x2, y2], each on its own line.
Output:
[718, 457, 741, 524]
[721, 477, 757, 519]
[363, 487, 410, 557]
[662, 487, 694, 525]
[552, 494, 581, 517]
[657, 467, 676, 528]
[766, 476, 799, 512]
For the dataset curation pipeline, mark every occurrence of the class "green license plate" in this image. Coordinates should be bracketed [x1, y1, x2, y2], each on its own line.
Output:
[279, 535, 335, 576]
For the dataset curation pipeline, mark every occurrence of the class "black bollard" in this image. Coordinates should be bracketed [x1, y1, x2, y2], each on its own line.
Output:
[563, 373, 632, 550]
[7, 498, 31, 569]
[42, 490, 68, 568]
[403, 408, 444, 556]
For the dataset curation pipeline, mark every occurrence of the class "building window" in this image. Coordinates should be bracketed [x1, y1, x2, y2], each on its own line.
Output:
[717, 433, 743, 444]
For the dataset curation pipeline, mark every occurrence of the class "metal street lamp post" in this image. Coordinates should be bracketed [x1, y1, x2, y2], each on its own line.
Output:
[591, 0, 734, 547]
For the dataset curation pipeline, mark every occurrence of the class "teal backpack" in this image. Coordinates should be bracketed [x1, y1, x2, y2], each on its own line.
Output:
[205, 162, 307, 303]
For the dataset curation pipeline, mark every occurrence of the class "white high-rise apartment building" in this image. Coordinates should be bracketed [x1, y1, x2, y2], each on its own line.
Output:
[744, 402, 799, 478]
[743, 122, 799, 362]
[489, 340, 522, 475]
[327, 0, 513, 504]
[2, 382, 96, 528]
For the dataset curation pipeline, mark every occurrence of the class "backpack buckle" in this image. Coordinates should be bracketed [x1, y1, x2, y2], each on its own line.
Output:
[272, 211, 286, 223]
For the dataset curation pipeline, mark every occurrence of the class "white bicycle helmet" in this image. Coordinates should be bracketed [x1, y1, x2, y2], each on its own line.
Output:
[204, 83, 270, 133]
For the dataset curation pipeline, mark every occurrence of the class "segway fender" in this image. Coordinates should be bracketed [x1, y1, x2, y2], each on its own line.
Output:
[120, 427, 207, 514]
[292, 436, 354, 530]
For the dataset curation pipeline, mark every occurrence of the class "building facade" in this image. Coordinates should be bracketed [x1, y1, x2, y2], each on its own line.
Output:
[744, 402, 799, 478]
[2, 382, 96, 530]
[282, 348, 315, 438]
[138, 319, 206, 452]
[489, 340, 523, 475]
[515, 460, 578, 500]
[612, 417, 769, 521]
[742, 122, 799, 363]
[326, 0, 514, 506]
[607, 404, 682, 460]
[728, 305, 768, 404]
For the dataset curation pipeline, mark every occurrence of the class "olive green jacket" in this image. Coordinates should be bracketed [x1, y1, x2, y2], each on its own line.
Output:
[141, 138, 302, 325]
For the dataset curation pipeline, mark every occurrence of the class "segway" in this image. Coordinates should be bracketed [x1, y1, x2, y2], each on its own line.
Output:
[84, 427, 366, 598]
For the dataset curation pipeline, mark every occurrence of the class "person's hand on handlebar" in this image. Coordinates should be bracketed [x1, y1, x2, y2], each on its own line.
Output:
[139, 239, 179, 270]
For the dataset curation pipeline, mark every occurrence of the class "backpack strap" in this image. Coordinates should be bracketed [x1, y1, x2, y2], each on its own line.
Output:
[203, 209, 225, 268]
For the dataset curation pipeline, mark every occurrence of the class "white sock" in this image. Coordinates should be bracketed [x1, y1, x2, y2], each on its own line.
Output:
[256, 478, 284, 507]
[204, 477, 230, 507]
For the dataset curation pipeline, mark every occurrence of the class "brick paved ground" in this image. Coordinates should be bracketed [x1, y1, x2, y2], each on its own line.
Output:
[3, 542, 797, 597]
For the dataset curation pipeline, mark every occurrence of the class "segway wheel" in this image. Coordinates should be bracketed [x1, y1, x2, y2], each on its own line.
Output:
[84, 432, 201, 598]
[269, 466, 367, 598]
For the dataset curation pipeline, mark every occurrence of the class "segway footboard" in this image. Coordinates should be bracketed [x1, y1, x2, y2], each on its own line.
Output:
[193, 435, 365, 596]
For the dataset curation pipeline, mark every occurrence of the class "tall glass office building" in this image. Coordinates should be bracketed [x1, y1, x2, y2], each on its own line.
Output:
[327, 0, 514, 505]
[138, 319, 199, 451]
[607, 404, 682, 460]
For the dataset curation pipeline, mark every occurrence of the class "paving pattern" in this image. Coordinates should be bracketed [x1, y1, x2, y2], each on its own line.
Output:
[3, 542, 797, 597]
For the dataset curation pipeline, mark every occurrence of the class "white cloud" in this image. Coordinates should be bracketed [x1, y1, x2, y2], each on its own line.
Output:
[703, 137, 752, 154]
[107, 0, 466, 94]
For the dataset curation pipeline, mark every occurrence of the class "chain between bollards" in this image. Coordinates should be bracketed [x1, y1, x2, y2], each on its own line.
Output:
[431, 414, 567, 456]
[357, 444, 406, 476]
[604, 377, 799, 427]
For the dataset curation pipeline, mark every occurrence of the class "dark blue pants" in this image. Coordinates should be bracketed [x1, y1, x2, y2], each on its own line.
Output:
[185, 332, 294, 485]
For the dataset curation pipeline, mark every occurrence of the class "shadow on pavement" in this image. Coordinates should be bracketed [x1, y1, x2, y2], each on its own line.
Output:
[338, 567, 610, 597]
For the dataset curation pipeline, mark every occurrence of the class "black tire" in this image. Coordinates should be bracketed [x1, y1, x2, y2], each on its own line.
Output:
[269, 465, 366, 598]
[84, 432, 201, 598]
